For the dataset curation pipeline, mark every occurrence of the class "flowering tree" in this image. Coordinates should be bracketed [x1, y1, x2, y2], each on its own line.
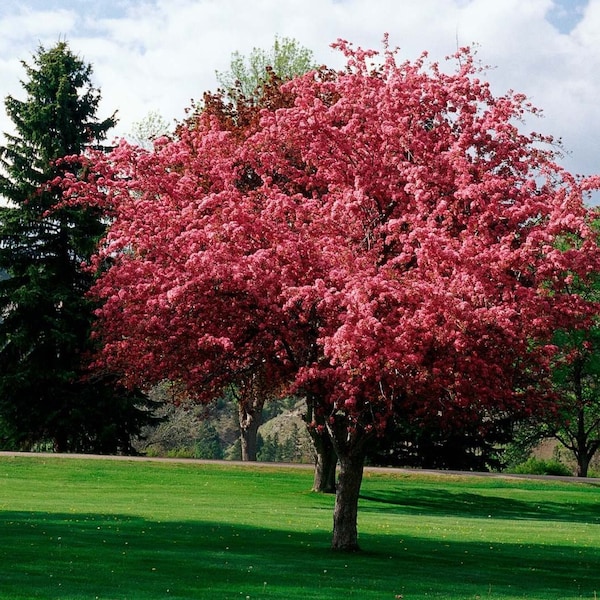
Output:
[62, 40, 600, 550]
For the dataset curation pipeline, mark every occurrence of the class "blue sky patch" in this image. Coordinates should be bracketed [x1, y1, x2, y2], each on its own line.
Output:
[546, 0, 588, 33]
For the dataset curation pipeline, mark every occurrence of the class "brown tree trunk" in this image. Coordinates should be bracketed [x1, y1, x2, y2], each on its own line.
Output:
[576, 453, 590, 478]
[571, 365, 600, 478]
[311, 431, 337, 493]
[238, 395, 264, 461]
[235, 371, 268, 462]
[331, 451, 365, 551]
[304, 392, 337, 492]
[327, 415, 372, 551]
[572, 394, 600, 477]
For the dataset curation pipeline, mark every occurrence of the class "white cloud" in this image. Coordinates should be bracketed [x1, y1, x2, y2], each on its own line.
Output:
[0, 0, 598, 181]
[0, 8, 77, 47]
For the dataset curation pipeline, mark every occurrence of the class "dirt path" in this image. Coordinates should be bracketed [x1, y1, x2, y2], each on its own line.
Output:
[1, 451, 598, 484]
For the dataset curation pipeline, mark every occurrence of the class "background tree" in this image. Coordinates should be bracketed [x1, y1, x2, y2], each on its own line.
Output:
[128, 110, 171, 150]
[62, 40, 600, 550]
[229, 368, 275, 461]
[194, 421, 224, 459]
[367, 413, 513, 472]
[0, 41, 156, 452]
[547, 299, 600, 477]
[215, 35, 315, 101]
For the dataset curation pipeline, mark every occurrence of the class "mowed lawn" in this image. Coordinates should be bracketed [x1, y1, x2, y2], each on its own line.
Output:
[0, 455, 599, 599]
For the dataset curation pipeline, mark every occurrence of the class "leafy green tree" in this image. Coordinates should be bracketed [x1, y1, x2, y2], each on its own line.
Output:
[527, 230, 600, 477]
[215, 35, 316, 101]
[128, 110, 171, 150]
[0, 41, 155, 453]
[549, 323, 600, 476]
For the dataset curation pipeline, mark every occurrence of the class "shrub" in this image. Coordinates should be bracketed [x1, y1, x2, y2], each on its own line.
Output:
[509, 457, 572, 476]
[166, 448, 196, 459]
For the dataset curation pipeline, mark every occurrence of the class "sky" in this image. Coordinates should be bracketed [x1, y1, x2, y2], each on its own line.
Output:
[0, 0, 598, 183]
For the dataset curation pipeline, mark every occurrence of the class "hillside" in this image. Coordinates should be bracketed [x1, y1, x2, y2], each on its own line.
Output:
[135, 391, 314, 463]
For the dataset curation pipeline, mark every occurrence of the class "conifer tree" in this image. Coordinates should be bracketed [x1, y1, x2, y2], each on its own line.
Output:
[0, 41, 155, 453]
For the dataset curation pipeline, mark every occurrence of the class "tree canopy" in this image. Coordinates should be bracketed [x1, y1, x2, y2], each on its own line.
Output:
[61, 39, 600, 549]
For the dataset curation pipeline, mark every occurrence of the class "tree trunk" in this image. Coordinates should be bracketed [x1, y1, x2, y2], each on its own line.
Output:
[331, 451, 365, 551]
[573, 369, 590, 477]
[312, 432, 337, 493]
[235, 371, 268, 462]
[576, 453, 590, 478]
[239, 402, 261, 461]
[326, 415, 372, 551]
[304, 392, 337, 492]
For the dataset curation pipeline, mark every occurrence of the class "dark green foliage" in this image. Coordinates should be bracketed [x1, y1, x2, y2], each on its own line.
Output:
[0, 41, 156, 452]
[225, 437, 242, 460]
[258, 432, 291, 462]
[502, 269, 600, 477]
[367, 416, 514, 472]
[549, 323, 600, 476]
[194, 421, 224, 459]
[501, 419, 548, 470]
[258, 424, 307, 463]
[137, 389, 238, 458]
[539, 265, 600, 477]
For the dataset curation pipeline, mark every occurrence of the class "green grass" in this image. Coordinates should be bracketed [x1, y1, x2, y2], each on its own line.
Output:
[0, 456, 599, 599]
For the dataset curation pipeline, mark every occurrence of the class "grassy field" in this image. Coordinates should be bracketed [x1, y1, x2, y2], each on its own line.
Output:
[0, 456, 599, 599]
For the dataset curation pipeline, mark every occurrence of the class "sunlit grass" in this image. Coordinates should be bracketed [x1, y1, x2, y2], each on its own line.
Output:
[0, 456, 599, 599]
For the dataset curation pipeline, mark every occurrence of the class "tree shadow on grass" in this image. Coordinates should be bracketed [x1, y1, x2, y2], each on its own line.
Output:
[359, 486, 600, 525]
[0, 509, 599, 599]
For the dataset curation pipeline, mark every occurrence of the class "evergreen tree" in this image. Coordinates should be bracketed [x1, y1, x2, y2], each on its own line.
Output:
[0, 41, 156, 453]
[194, 422, 224, 460]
